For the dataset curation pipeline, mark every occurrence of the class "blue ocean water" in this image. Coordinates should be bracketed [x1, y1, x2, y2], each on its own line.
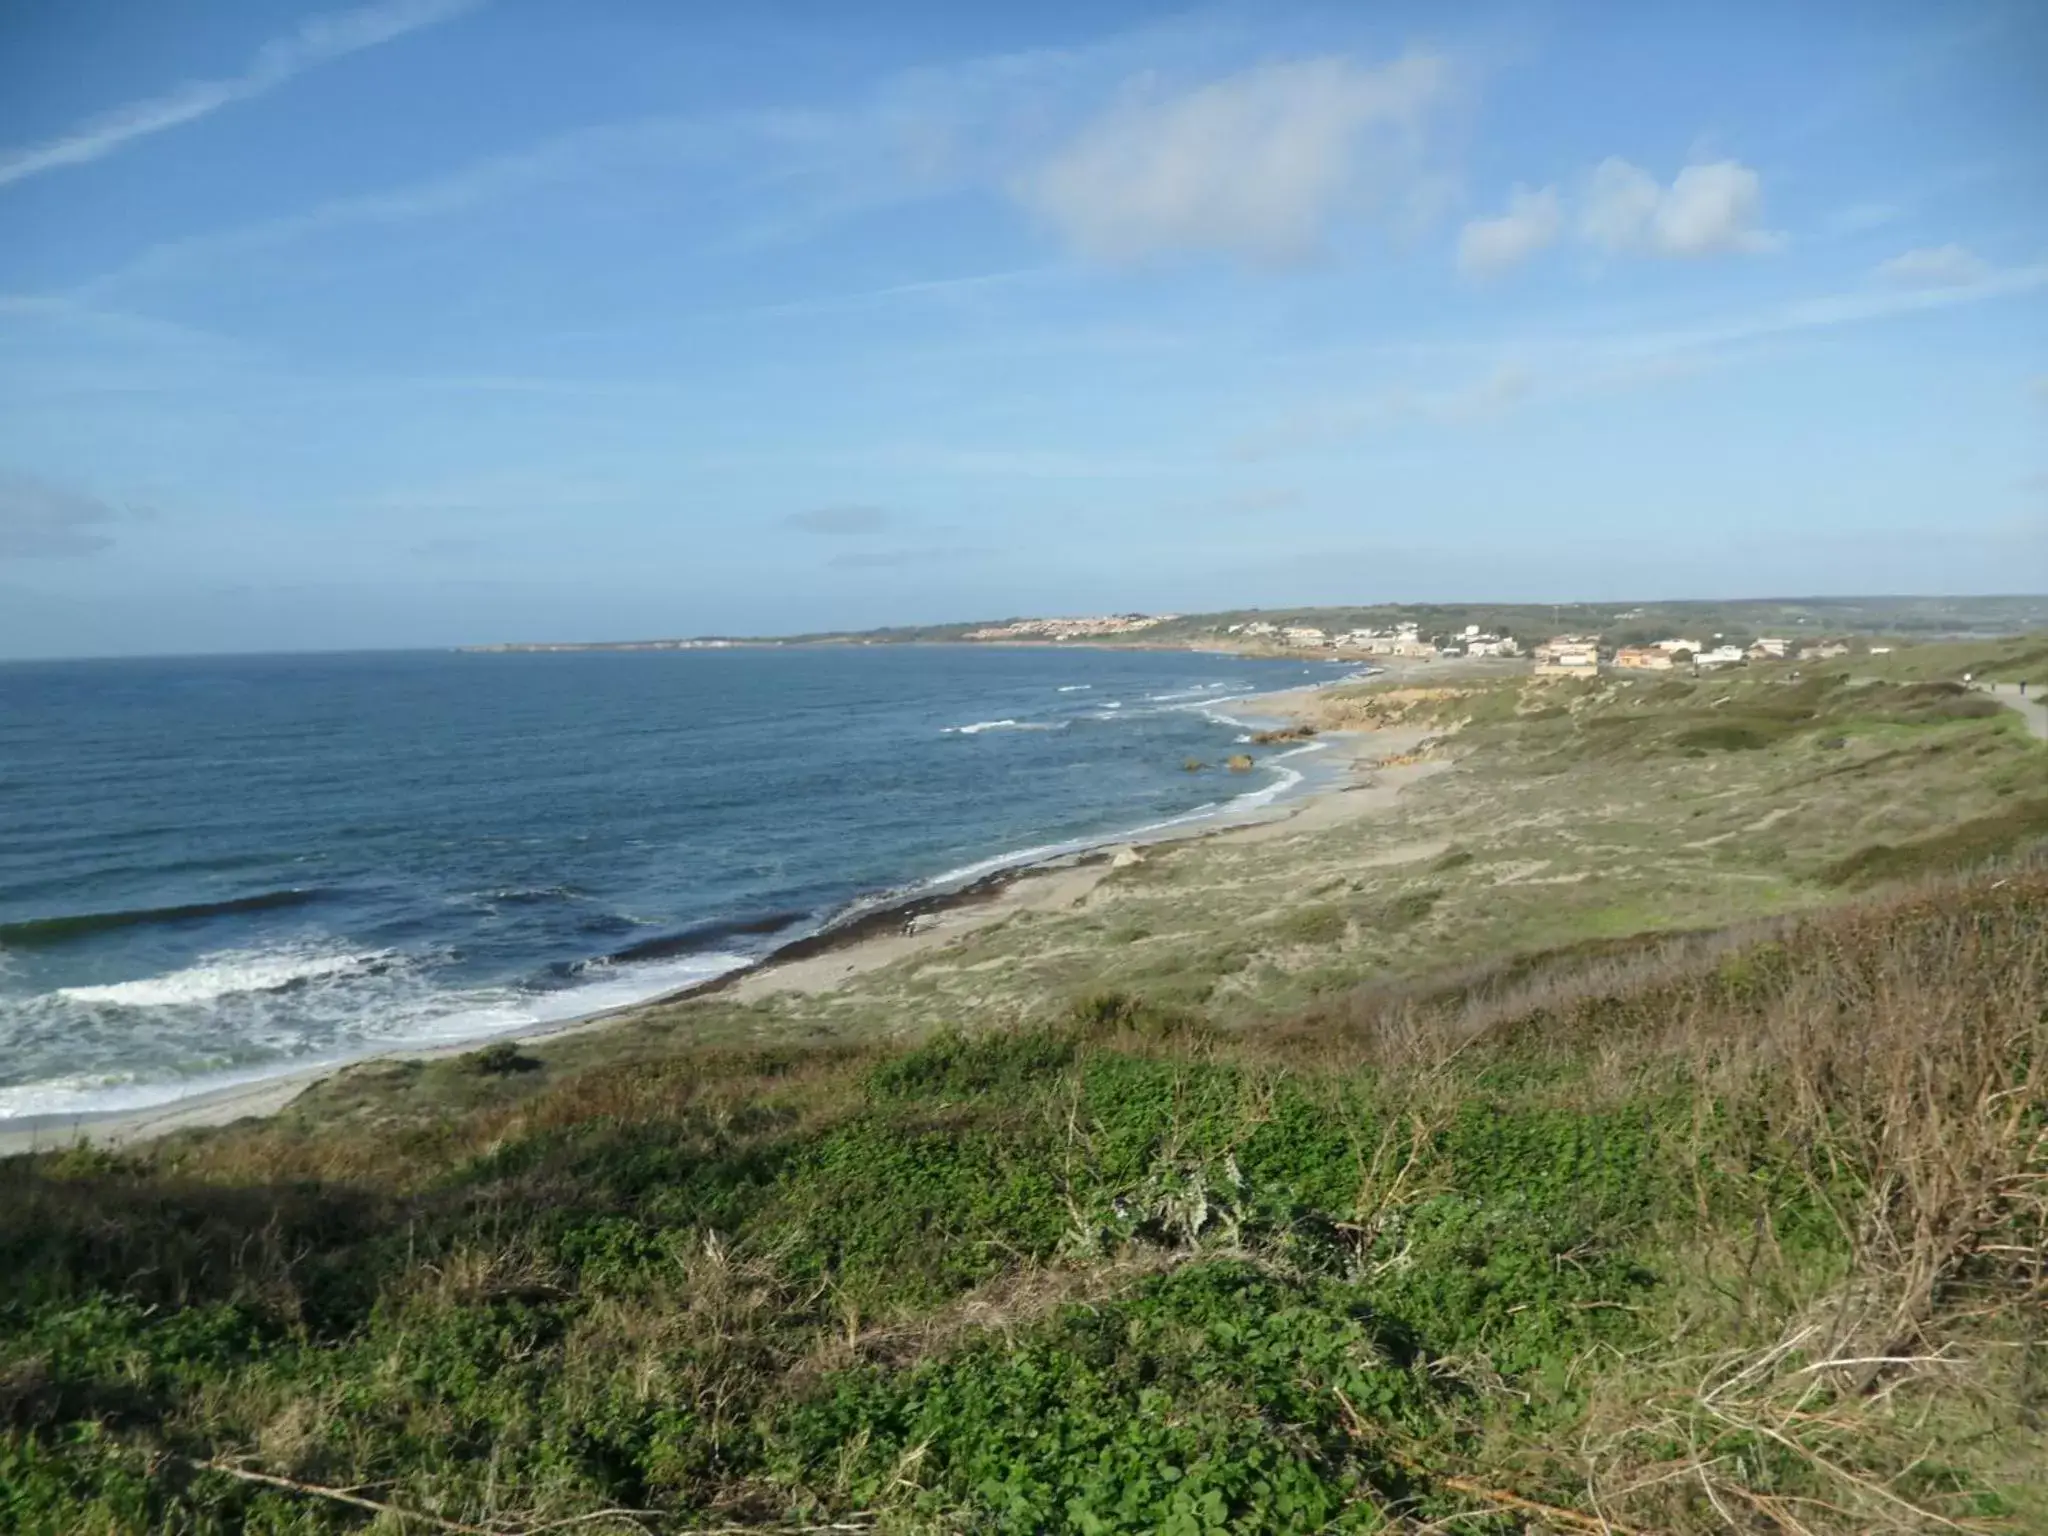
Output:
[0, 645, 1348, 1119]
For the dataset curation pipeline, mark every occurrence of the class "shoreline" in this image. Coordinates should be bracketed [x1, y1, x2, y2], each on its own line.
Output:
[0, 675, 1426, 1157]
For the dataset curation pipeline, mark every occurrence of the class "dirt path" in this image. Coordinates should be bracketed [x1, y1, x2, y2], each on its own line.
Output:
[1982, 682, 2048, 742]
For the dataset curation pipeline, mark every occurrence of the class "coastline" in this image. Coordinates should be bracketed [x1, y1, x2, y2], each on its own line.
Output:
[0, 675, 1429, 1157]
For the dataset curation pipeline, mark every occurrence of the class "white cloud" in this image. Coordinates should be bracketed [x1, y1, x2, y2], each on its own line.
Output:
[1580, 157, 1779, 257]
[1016, 54, 1450, 264]
[1456, 184, 1561, 277]
[0, 0, 481, 190]
[1875, 243, 1992, 288]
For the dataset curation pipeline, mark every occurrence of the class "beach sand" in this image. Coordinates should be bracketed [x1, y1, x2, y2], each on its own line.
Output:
[0, 695, 1437, 1157]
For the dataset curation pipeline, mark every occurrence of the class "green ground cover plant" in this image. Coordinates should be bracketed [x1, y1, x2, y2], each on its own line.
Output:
[5, 861, 2044, 1534]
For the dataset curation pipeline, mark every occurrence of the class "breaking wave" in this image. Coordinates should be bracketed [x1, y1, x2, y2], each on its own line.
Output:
[0, 889, 324, 949]
[57, 946, 394, 1008]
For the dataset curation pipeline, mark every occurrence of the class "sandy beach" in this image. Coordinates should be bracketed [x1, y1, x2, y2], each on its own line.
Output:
[0, 684, 1439, 1158]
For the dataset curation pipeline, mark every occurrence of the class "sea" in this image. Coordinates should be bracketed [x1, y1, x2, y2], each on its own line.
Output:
[0, 645, 1357, 1122]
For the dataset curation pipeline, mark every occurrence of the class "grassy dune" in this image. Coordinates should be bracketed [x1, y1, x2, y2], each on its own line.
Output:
[4, 645, 2045, 1534]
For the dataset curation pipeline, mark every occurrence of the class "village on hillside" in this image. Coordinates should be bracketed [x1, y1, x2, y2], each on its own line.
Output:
[954, 611, 1875, 674]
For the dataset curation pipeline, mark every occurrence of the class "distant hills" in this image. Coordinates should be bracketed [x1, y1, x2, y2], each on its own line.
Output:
[462, 594, 2048, 653]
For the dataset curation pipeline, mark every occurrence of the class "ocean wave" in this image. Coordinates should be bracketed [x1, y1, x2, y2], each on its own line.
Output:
[942, 719, 1066, 735]
[0, 888, 324, 949]
[596, 909, 809, 966]
[1056, 684, 1092, 692]
[4, 945, 755, 1121]
[914, 747, 1318, 892]
[0, 1063, 323, 1123]
[1142, 688, 1208, 703]
[56, 946, 393, 1008]
[1224, 763, 1307, 812]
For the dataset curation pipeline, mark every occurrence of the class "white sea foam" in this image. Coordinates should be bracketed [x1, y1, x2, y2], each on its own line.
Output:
[943, 719, 1064, 735]
[58, 947, 393, 1008]
[916, 745, 1322, 892]
[1224, 763, 1306, 811]
[2, 946, 755, 1122]
[0, 1063, 325, 1122]
[1057, 684, 1092, 692]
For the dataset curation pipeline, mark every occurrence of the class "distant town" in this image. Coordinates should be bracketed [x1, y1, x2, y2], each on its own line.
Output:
[459, 594, 2047, 660]
[964, 613, 1882, 673]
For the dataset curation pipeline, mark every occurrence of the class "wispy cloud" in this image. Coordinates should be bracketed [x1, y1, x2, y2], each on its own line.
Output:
[0, 469, 134, 557]
[77, 16, 1231, 293]
[0, 0, 483, 190]
[827, 546, 991, 570]
[410, 535, 486, 558]
[1581, 158, 1781, 258]
[850, 445, 1171, 479]
[1017, 54, 1452, 264]
[1457, 184, 1561, 277]
[1616, 258, 2048, 359]
[1875, 243, 1991, 288]
[1232, 362, 1532, 457]
[80, 111, 704, 295]
[730, 269, 1052, 322]
[784, 505, 893, 535]
[1235, 257, 2048, 459]
[1823, 202, 1904, 237]
[1457, 157, 1779, 276]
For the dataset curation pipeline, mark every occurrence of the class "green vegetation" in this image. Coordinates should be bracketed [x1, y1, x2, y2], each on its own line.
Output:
[1856, 634, 2048, 687]
[7, 648, 2045, 1533]
[5, 872, 2045, 1533]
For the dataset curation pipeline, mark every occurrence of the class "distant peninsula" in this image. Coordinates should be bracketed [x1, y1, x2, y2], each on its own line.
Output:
[460, 593, 2048, 656]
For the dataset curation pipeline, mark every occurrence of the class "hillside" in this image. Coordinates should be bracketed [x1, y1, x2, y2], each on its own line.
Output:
[5, 645, 2046, 1534]
[462, 596, 2048, 655]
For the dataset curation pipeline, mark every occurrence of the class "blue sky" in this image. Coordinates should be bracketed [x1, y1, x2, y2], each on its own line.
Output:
[0, 0, 2043, 656]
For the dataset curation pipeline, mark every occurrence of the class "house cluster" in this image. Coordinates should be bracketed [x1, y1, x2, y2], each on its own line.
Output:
[1449, 624, 1522, 658]
[965, 614, 1174, 641]
[1533, 636, 1601, 676]
[1223, 620, 1520, 658]
[1572, 634, 1858, 675]
[1613, 637, 1707, 670]
[1330, 621, 1442, 656]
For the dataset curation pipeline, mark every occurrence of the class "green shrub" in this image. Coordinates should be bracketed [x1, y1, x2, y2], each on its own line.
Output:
[1270, 904, 1346, 946]
[1675, 718, 1798, 751]
[1819, 798, 2048, 886]
[461, 1041, 541, 1076]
